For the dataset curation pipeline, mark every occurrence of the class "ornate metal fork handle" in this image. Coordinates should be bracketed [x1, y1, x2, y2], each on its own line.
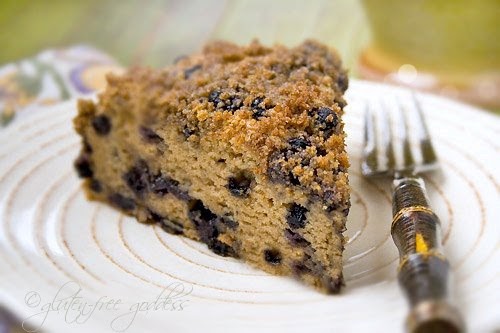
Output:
[392, 175, 463, 333]
[362, 95, 465, 333]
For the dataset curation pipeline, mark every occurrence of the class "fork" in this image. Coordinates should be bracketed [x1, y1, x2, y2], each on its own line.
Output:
[361, 94, 465, 333]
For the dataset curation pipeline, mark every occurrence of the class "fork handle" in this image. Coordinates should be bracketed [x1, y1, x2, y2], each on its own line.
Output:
[391, 176, 465, 333]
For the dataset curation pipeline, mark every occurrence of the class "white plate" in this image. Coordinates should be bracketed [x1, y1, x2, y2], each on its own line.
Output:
[0, 80, 499, 333]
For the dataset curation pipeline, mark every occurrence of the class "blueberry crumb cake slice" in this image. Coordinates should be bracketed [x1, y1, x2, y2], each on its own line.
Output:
[74, 39, 350, 293]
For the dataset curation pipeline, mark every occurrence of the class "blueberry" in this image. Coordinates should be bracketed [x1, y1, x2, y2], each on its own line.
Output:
[170, 185, 191, 201]
[322, 189, 343, 212]
[139, 126, 163, 143]
[251, 97, 264, 108]
[289, 172, 301, 186]
[251, 97, 266, 119]
[222, 96, 243, 112]
[295, 253, 323, 276]
[317, 107, 338, 126]
[151, 175, 191, 201]
[151, 176, 175, 195]
[227, 174, 252, 197]
[291, 261, 312, 275]
[208, 90, 242, 112]
[123, 160, 150, 197]
[342, 207, 350, 216]
[184, 64, 202, 79]
[91, 115, 111, 135]
[316, 147, 327, 156]
[251, 97, 264, 107]
[252, 109, 266, 119]
[160, 219, 184, 235]
[189, 200, 217, 223]
[74, 153, 93, 178]
[148, 210, 184, 234]
[83, 140, 93, 153]
[208, 90, 222, 107]
[148, 210, 163, 223]
[264, 249, 282, 265]
[284, 229, 310, 247]
[267, 150, 301, 186]
[336, 72, 348, 92]
[321, 186, 342, 206]
[108, 193, 135, 211]
[221, 216, 239, 230]
[183, 125, 196, 138]
[286, 203, 308, 229]
[288, 137, 310, 152]
[188, 200, 238, 257]
[314, 107, 338, 138]
[89, 179, 102, 192]
[188, 200, 219, 242]
[267, 136, 313, 186]
[209, 240, 237, 257]
[267, 151, 288, 184]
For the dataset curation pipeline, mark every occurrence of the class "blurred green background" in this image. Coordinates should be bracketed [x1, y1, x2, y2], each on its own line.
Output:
[0, 0, 369, 71]
[2, 0, 498, 111]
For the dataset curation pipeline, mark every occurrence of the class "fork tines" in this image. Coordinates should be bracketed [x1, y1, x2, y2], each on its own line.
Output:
[361, 93, 439, 178]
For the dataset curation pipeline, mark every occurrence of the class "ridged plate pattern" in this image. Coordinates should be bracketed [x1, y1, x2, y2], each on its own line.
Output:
[0, 81, 498, 332]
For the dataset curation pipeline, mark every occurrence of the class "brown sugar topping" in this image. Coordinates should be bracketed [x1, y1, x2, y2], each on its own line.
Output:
[96, 39, 350, 212]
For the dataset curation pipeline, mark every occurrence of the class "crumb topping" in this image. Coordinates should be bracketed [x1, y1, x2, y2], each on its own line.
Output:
[92, 39, 350, 211]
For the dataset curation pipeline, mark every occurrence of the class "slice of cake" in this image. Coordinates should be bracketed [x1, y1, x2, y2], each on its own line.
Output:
[73, 40, 350, 293]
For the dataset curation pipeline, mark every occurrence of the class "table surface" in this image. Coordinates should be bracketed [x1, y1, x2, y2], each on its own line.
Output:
[0, 0, 370, 73]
